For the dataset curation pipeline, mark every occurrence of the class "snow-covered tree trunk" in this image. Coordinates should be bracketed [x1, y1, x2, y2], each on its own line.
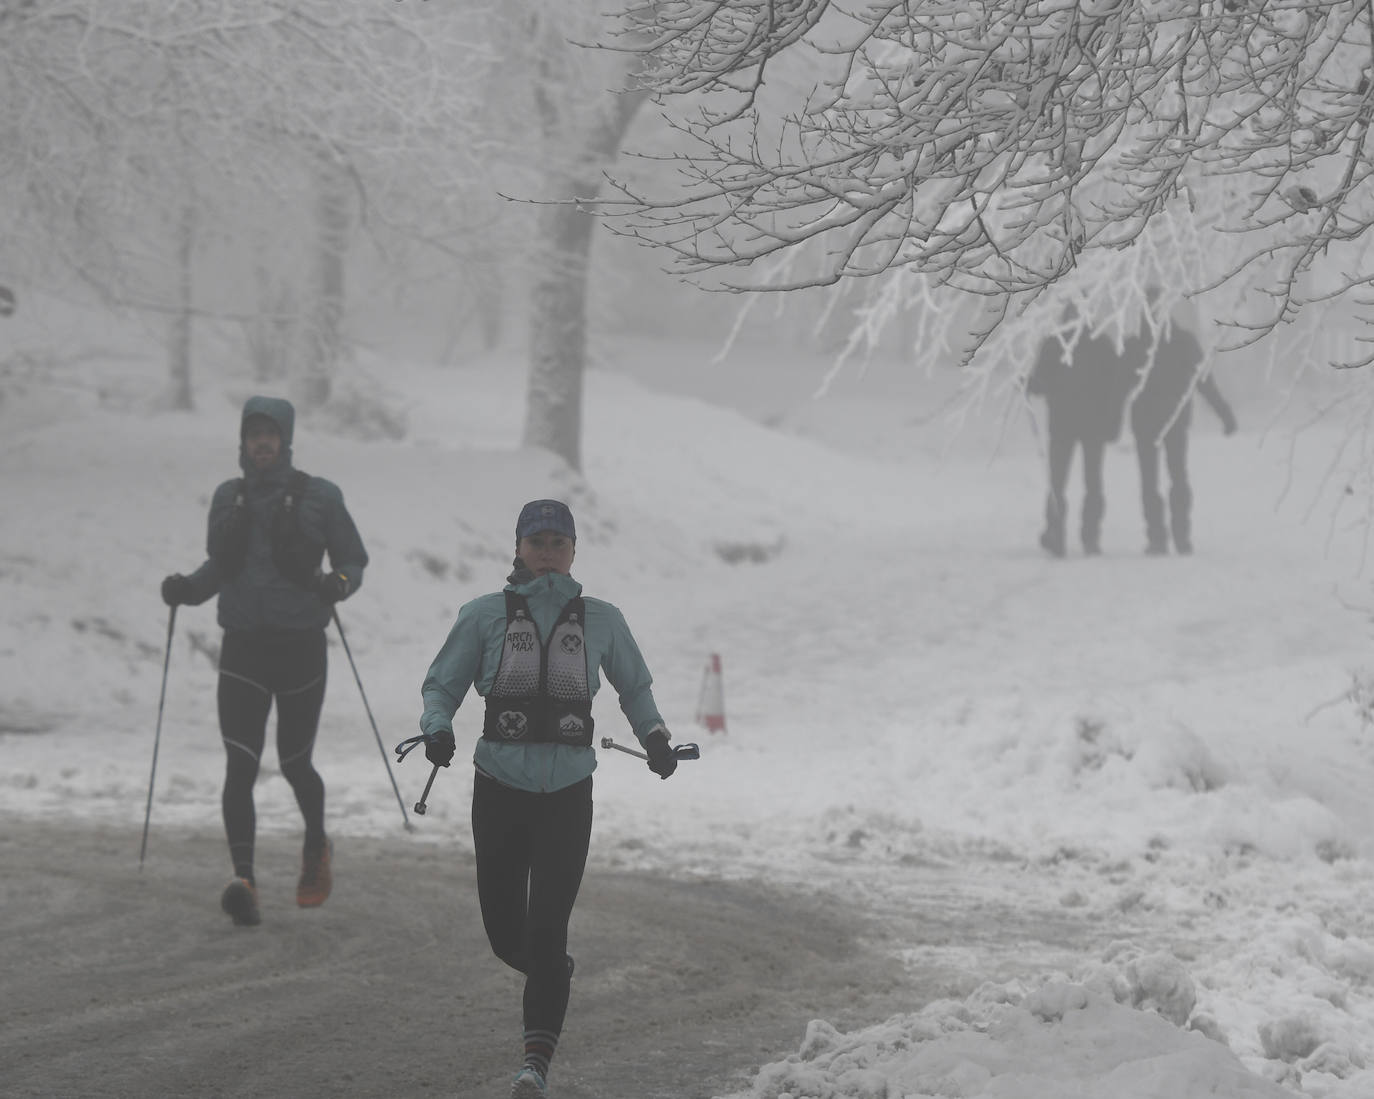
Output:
[296, 150, 353, 410]
[521, 14, 649, 471]
[166, 195, 195, 411]
[525, 198, 596, 469]
[246, 266, 294, 383]
[474, 239, 505, 352]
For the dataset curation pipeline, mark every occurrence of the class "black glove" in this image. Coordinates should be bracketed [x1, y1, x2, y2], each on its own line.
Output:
[425, 729, 456, 768]
[644, 728, 677, 780]
[315, 570, 350, 604]
[161, 574, 193, 607]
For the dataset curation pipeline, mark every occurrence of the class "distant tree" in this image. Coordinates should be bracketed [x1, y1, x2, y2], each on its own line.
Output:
[0, 1, 668, 468]
[515, 7, 652, 471]
[612, 0, 1374, 383]
[169, 176, 198, 412]
[0, 1, 493, 407]
[295, 146, 354, 408]
[455, 4, 655, 471]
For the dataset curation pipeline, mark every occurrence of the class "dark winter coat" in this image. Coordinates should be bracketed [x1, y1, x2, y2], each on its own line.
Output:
[1124, 325, 1236, 442]
[181, 396, 368, 631]
[1026, 329, 1136, 444]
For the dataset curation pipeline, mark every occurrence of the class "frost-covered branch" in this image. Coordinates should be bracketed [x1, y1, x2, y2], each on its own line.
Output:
[611, 0, 1374, 366]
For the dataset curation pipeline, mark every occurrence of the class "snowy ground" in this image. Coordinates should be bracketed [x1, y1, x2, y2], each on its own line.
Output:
[5, 297, 1374, 1097]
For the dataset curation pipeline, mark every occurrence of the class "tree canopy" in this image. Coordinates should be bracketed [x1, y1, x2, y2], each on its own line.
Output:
[613, 0, 1374, 372]
[0, 2, 496, 311]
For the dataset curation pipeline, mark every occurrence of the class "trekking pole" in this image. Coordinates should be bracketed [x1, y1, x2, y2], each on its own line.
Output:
[392, 735, 446, 817]
[139, 606, 177, 871]
[413, 763, 441, 815]
[332, 607, 413, 831]
[601, 736, 649, 761]
[599, 736, 701, 762]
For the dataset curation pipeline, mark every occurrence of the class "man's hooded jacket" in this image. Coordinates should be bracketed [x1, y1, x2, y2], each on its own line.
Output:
[180, 396, 368, 631]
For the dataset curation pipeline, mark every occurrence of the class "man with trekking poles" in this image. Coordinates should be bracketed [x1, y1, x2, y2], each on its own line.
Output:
[159, 395, 368, 927]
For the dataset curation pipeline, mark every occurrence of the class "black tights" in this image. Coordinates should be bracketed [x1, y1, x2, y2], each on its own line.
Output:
[472, 770, 593, 1038]
[217, 629, 328, 882]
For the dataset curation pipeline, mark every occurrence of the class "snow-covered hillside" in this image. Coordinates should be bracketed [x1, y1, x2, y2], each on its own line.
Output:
[4, 298, 1374, 1097]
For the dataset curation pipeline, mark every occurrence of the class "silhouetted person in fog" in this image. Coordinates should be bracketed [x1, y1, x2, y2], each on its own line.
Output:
[1027, 319, 1135, 557]
[1126, 317, 1237, 555]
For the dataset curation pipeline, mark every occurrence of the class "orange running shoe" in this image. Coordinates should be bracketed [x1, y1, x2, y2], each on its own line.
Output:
[296, 838, 333, 907]
[220, 878, 261, 926]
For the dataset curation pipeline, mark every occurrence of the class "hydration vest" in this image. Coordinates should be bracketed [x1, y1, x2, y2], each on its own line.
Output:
[270, 469, 325, 587]
[215, 469, 324, 588]
[481, 591, 594, 747]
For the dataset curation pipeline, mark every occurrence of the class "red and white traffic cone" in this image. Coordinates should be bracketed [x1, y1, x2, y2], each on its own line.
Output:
[695, 652, 727, 734]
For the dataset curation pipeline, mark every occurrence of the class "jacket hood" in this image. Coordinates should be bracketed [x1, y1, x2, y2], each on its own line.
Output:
[241, 395, 295, 447]
[239, 395, 295, 478]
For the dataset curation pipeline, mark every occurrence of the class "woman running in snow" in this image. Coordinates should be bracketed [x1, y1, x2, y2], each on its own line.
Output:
[417, 499, 679, 1099]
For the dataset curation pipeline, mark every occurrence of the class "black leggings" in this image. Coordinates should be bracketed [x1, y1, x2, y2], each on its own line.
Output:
[472, 769, 593, 1037]
[217, 629, 328, 881]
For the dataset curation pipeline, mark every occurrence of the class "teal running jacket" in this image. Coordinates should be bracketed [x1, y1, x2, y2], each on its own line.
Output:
[421, 571, 666, 793]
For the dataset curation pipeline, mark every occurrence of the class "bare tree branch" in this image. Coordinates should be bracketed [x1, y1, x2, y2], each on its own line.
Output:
[609, 0, 1374, 370]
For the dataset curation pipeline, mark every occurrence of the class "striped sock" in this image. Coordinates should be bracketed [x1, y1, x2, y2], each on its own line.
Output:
[522, 1029, 559, 1080]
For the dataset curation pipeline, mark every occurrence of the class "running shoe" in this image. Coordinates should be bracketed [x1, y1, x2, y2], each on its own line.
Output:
[220, 878, 261, 927]
[297, 838, 333, 907]
[510, 1066, 547, 1097]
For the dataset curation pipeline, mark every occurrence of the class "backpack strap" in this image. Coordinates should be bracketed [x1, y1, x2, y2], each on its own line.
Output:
[272, 469, 325, 588]
[280, 469, 310, 519]
[209, 478, 251, 577]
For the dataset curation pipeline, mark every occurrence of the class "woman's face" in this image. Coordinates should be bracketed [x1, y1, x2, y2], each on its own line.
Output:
[518, 531, 575, 576]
